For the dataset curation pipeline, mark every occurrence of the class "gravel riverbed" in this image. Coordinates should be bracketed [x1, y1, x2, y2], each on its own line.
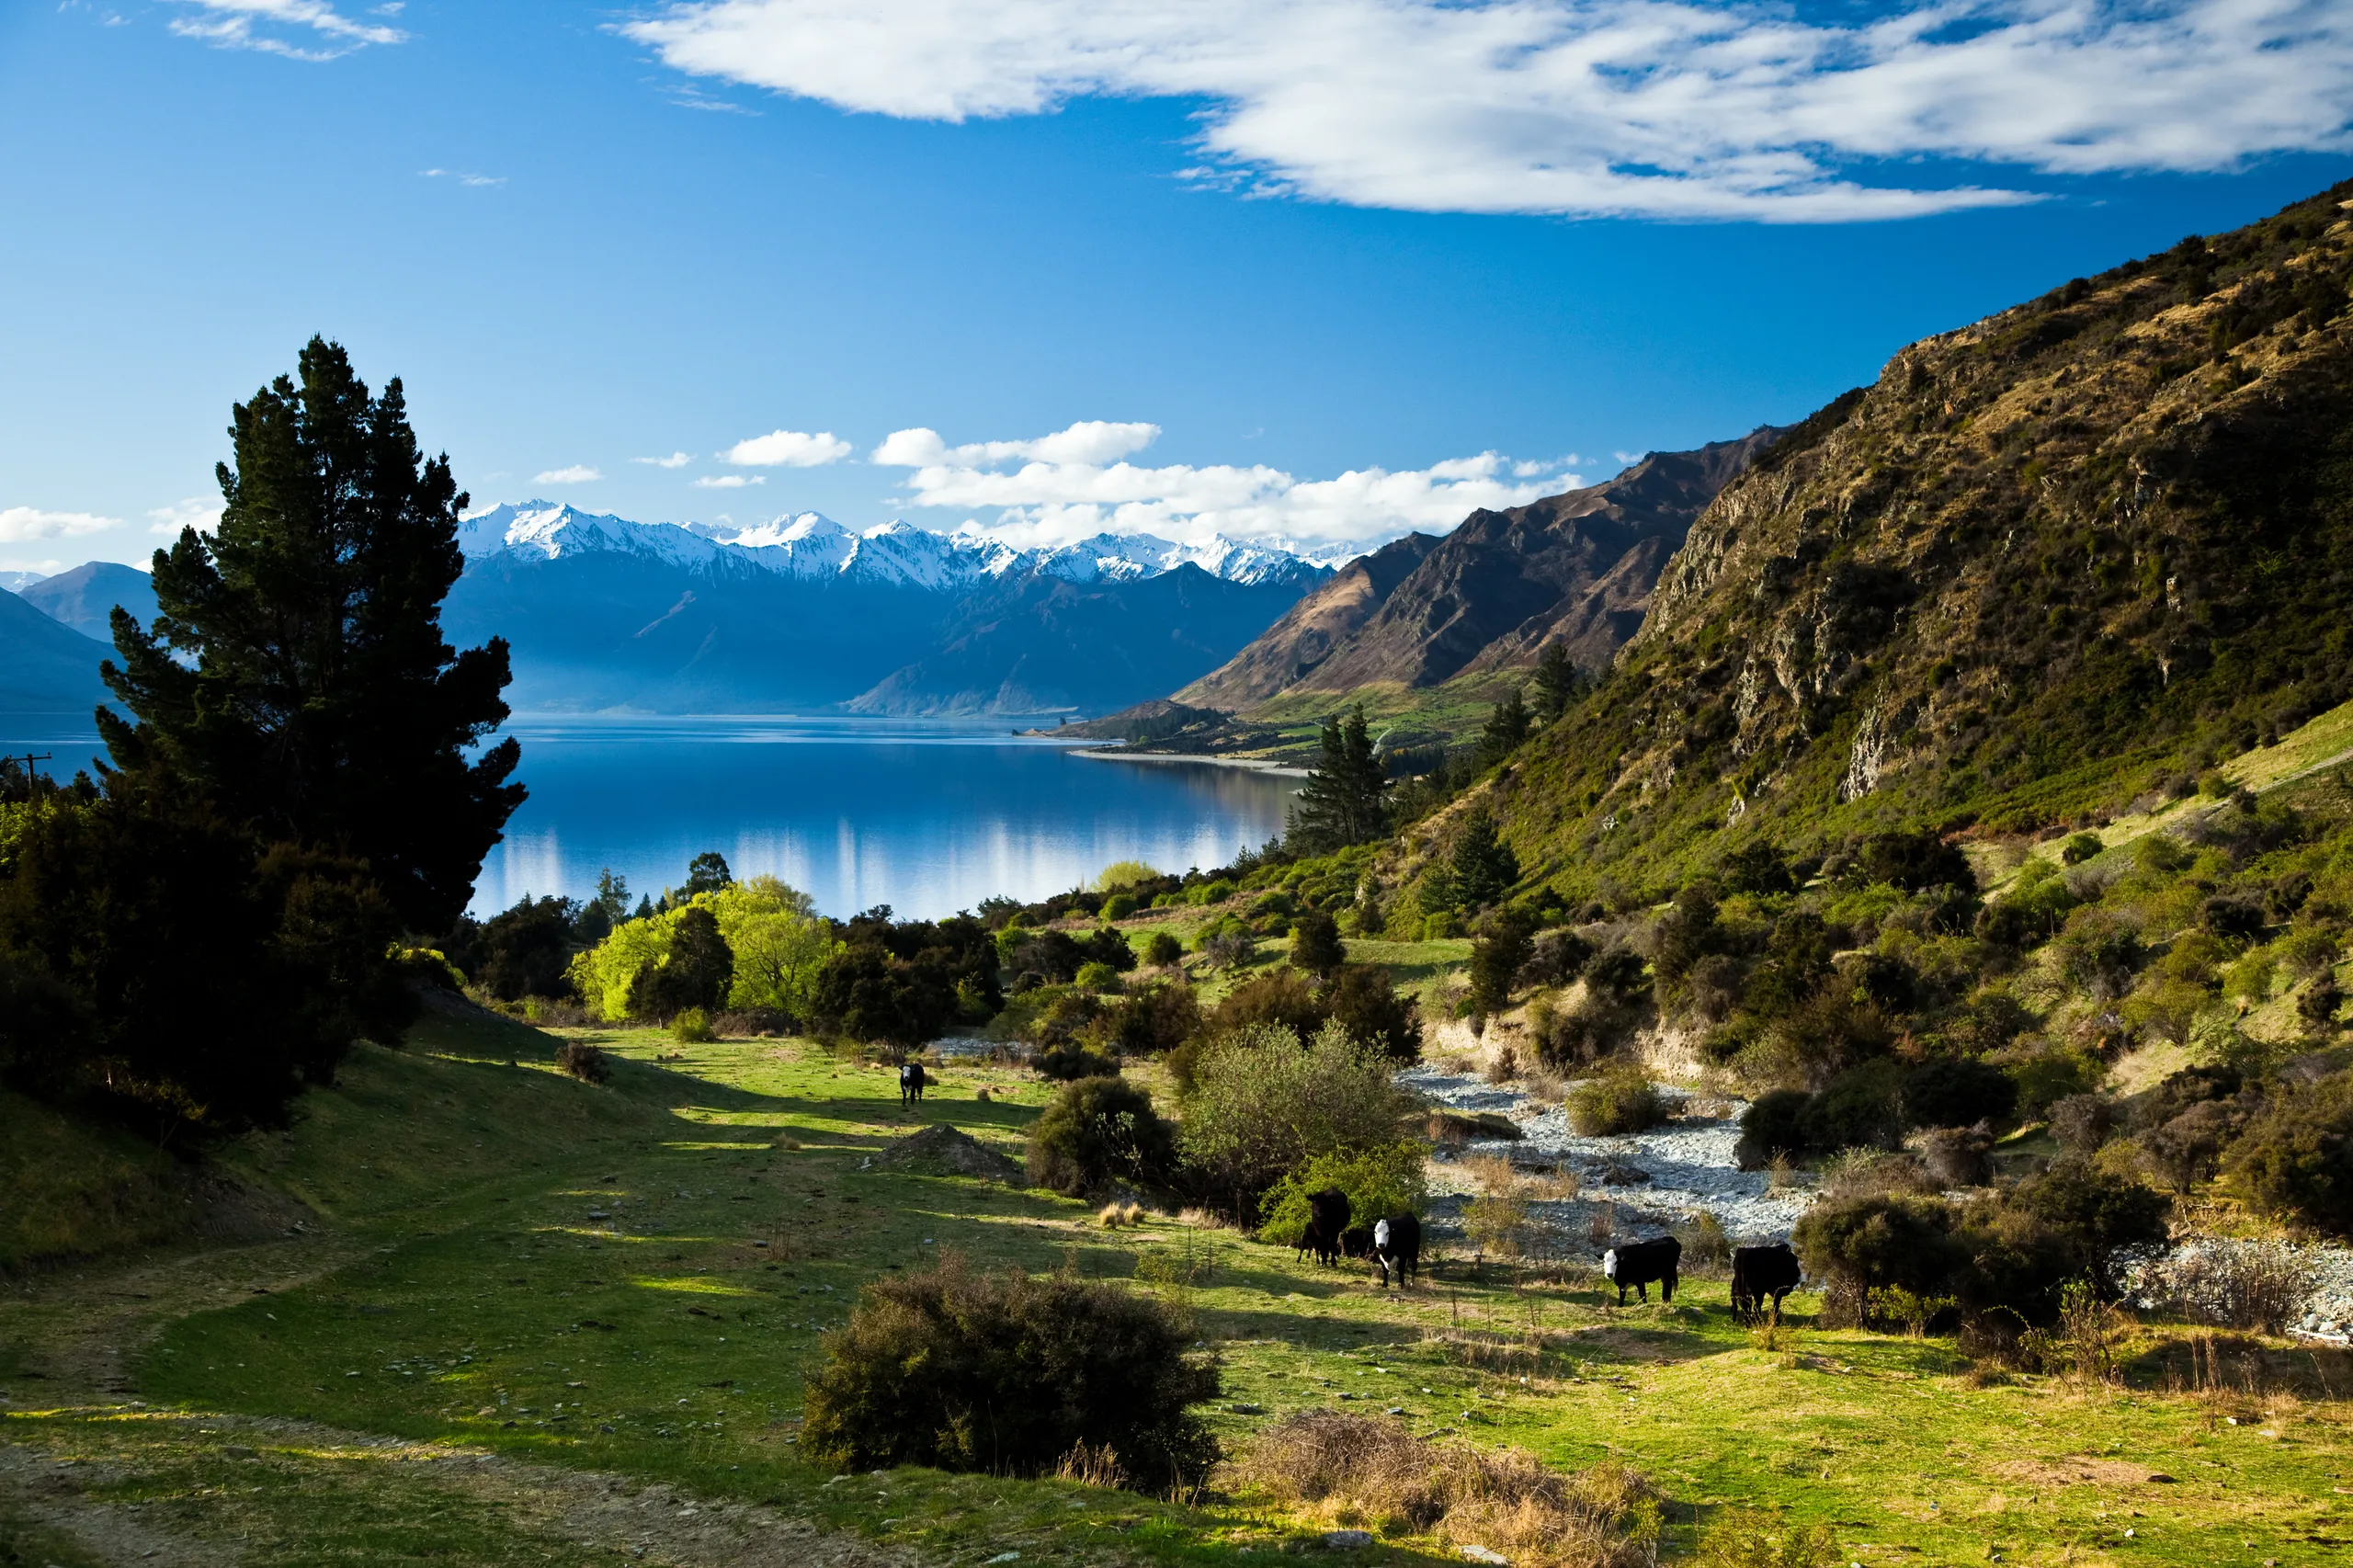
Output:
[1401, 1067, 1815, 1245]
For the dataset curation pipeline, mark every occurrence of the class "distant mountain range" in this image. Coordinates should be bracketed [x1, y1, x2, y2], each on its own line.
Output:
[0, 585, 111, 722]
[1173, 434, 1782, 711]
[444, 502, 1338, 715]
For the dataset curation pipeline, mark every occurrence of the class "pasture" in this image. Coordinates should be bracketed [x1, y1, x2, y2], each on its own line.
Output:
[3, 1008, 2348, 1566]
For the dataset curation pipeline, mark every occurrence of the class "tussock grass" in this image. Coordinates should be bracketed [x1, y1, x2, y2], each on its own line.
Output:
[1230, 1410, 1657, 1566]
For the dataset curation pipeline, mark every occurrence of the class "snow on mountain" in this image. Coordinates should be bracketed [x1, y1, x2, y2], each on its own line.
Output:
[458, 502, 1332, 591]
[0, 570, 51, 593]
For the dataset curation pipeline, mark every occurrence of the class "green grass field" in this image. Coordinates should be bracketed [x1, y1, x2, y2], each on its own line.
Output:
[5, 1010, 2349, 1566]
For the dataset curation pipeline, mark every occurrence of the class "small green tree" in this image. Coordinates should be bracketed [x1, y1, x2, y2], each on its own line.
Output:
[1177, 1020, 1415, 1215]
[1028, 1074, 1175, 1196]
[1478, 687, 1531, 764]
[1467, 908, 1534, 1014]
[1529, 643, 1587, 722]
[1448, 811, 1519, 910]
[1290, 908, 1345, 975]
[683, 851, 733, 897]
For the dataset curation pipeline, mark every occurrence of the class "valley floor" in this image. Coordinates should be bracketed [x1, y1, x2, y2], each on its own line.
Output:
[5, 1011, 2349, 1567]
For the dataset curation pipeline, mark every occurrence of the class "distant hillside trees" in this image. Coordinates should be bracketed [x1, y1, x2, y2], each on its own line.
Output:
[1287, 705, 1387, 854]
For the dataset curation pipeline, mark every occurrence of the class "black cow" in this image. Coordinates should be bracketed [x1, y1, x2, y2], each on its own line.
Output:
[1372, 1213, 1420, 1289]
[1300, 1187, 1351, 1267]
[1339, 1224, 1374, 1260]
[898, 1061, 927, 1107]
[1600, 1235, 1681, 1304]
[1730, 1243, 1802, 1324]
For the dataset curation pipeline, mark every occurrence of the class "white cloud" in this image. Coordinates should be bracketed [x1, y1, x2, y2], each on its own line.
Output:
[694, 473, 767, 488]
[633, 451, 695, 469]
[722, 428, 854, 467]
[534, 465, 604, 483]
[168, 0, 404, 60]
[0, 506, 119, 544]
[147, 496, 223, 537]
[872, 423, 1580, 548]
[620, 0, 2353, 221]
[421, 167, 506, 187]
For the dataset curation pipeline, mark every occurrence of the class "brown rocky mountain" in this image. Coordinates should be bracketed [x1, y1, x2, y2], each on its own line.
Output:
[1175, 432, 1781, 710]
[1173, 532, 1442, 709]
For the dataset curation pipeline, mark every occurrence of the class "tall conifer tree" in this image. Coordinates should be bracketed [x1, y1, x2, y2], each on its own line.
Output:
[1289, 704, 1386, 852]
[99, 338, 523, 932]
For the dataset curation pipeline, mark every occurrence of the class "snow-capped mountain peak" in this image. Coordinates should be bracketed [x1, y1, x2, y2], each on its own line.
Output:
[457, 502, 1333, 592]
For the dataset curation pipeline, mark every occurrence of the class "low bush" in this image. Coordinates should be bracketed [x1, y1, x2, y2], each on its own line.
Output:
[1803, 1060, 1905, 1153]
[1257, 1142, 1426, 1246]
[1903, 1057, 2018, 1131]
[1735, 1089, 1811, 1170]
[1037, 1041, 1120, 1082]
[1565, 1073, 1666, 1136]
[1792, 1193, 1963, 1312]
[1177, 1021, 1415, 1216]
[1099, 893, 1140, 922]
[2047, 1094, 2115, 1157]
[1142, 931, 1184, 968]
[671, 1006, 715, 1043]
[554, 1040, 610, 1084]
[1026, 1075, 1173, 1196]
[801, 1254, 1218, 1488]
[1230, 1411, 1657, 1566]
[2224, 1072, 2353, 1238]
[1074, 960, 1121, 992]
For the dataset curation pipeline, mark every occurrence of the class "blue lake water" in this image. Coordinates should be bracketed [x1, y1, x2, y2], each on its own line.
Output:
[0, 713, 1299, 919]
[478, 716, 1298, 919]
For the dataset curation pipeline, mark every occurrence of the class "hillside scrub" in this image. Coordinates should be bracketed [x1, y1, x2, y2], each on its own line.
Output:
[1177, 1020, 1419, 1215]
[1256, 1142, 1427, 1246]
[1027, 1074, 1176, 1196]
[800, 1253, 1220, 1489]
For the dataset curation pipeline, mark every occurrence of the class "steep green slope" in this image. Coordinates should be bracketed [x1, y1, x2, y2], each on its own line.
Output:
[1495, 181, 2353, 895]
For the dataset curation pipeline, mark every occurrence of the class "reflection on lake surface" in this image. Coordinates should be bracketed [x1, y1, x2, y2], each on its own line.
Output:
[474, 715, 1300, 919]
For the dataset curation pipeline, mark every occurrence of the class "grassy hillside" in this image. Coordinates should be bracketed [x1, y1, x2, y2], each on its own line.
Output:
[1470, 181, 2353, 899]
[6, 1002, 2350, 1566]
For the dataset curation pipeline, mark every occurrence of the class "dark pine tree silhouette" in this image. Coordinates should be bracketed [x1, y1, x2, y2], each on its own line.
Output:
[97, 338, 523, 933]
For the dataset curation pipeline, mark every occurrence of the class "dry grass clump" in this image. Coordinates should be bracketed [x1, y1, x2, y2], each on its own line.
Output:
[1098, 1201, 1148, 1228]
[1230, 1411, 1657, 1566]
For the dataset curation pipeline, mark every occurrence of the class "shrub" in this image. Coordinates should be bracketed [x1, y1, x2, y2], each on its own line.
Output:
[1037, 1041, 1120, 1082]
[1257, 1142, 1427, 1245]
[2047, 1094, 2116, 1157]
[1092, 859, 1162, 894]
[671, 1006, 715, 1043]
[1026, 1075, 1174, 1197]
[2060, 833, 2105, 867]
[1803, 1059, 1905, 1153]
[2140, 1100, 2242, 1192]
[1903, 1057, 2018, 1131]
[1467, 910, 1536, 1013]
[2223, 1072, 2353, 1237]
[2009, 1164, 2170, 1285]
[1208, 968, 1325, 1038]
[1918, 1126, 1994, 1187]
[1101, 981, 1200, 1057]
[2140, 1241, 2317, 1333]
[1231, 1412, 1657, 1565]
[1099, 893, 1139, 922]
[1289, 907, 1346, 975]
[801, 1254, 1218, 1488]
[1565, 1073, 1666, 1136]
[1735, 1089, 1812, 1170]
[1324, 963, 1421, 1062]
[1177, 1021, 1415, 1213]
[2005, 1043, 2103, 1119]
[1792, 1193, 1962, 1301]
[1075, 960, 1120, 992]
[555, 1040, 610, 1084]
[1143, 931, 1184, 968]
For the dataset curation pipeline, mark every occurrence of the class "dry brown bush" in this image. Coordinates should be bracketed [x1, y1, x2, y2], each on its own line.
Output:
[1229, 1411, 1656, 1566]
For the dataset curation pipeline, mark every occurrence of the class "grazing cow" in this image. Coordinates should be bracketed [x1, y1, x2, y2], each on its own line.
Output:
[1339, 1224, 1374, 1260]
[898, 1061, 927, 1107]
[1299, 1187, 1352, 1267]
[1372, 1214, 1421, 1289]
[1729, 1243, 1802, 1324]
[1599, 1235, 1681, 1305]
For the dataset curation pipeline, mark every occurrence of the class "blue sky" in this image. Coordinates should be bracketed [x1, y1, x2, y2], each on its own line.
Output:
[1, 0, 2347, 574]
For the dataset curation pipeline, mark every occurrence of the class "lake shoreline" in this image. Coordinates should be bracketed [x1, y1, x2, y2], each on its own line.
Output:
[1068, 747, 1312, 779]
